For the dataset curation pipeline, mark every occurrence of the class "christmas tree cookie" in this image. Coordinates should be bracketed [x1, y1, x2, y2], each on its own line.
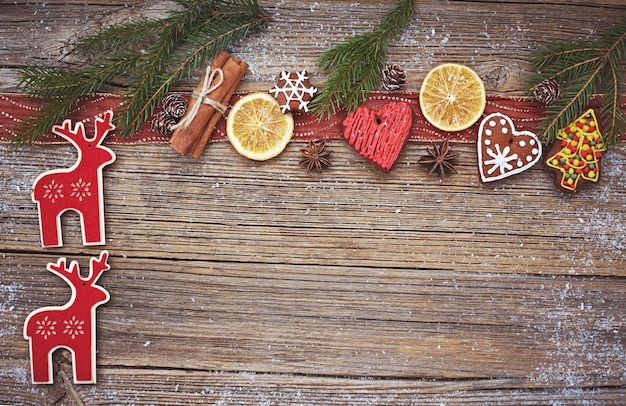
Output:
[545, 109, 606, 192]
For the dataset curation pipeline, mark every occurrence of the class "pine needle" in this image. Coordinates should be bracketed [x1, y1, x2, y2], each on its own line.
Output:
[311, 0, 416, 119]
[528, 18, 626, 147]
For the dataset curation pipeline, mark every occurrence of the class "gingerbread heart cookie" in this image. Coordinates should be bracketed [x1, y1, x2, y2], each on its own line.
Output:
[342, 101, 413, 172]
[477, 112, 542, 183]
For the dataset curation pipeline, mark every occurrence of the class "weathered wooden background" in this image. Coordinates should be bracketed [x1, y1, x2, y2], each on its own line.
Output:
[1, 1, 626, 404]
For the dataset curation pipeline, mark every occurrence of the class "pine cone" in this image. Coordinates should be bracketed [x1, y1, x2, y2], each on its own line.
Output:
[381, 64, 407, 91]
[162, 93, 188, 119]
[151, 110, 178, 136]
[533, 79, 561, 105]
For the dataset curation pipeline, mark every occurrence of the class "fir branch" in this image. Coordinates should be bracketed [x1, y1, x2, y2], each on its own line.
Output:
[528, 18, 626, 147]
[18, 54, 142, 99]
[12, 0, 268, 146]
[72, 18, 168, 57]
[531, 42, 606, 70]
[17, 66, 88, 99]
[14, 53, 142, 146]
[119, 6, 268, 136]
[311, 0, 416, 119]
[601, 55, 626, 142]
[115, 4, 209, 136]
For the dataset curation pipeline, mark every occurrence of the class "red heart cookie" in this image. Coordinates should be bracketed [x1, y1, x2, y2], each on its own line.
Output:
[477, 112, 542, 183]
[342, 101, 413, 172]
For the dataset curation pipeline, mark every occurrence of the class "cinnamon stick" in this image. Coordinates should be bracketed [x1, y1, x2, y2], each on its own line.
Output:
[190, 57, 248, 159]
[169, 51, 230, 156]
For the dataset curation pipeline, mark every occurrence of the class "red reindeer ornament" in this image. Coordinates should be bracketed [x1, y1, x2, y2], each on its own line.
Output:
[32, 111, 116, 247]
[24, 251, 111, 384]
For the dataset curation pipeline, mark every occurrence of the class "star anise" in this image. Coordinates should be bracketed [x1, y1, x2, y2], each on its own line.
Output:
[418, 139, 459, 181]
[299, 140, 332, 173]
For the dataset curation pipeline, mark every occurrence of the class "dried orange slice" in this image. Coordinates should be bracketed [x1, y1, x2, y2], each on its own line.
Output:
[419, 63, 486, 132]
[226, 92, 294, 161]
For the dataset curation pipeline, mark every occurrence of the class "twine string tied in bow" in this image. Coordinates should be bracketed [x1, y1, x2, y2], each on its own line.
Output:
[173, 66, 226, 130]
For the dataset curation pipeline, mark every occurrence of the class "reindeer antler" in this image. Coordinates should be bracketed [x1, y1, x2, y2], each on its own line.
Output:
[88, 250, 110, 284]
[47, 257, 83, 285]
[46, 251, 110, 287]
[51, 111, 115, 147]
[51, 119, 86, 146]
[93, 111, 115, 145]
[47, 257, 69, 274]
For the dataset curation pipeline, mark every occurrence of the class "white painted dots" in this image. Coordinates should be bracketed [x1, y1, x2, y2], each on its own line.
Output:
[478, 112, 543, 183]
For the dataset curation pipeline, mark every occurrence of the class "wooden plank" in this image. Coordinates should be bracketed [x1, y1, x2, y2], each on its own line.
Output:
[3, 249, 625, 382]
[3, 360, 626, 405]
[1, 1, 625, 93]
[2, 143, 625, 276]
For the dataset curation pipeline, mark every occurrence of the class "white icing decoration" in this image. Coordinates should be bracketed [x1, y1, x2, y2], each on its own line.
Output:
[269, 70, 317, 113]
[484, 144, 519, 175]
[477, 112, 543, 183]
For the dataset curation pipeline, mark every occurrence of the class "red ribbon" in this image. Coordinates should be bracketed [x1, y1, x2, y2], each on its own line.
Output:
[1, 92, 623, 145]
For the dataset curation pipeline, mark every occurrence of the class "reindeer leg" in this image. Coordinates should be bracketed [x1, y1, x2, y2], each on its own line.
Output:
[72, 341, 96, 384]
[29, 340, 54, 384]
[80, 204, 105, 245]
[38, 205, 62, 247]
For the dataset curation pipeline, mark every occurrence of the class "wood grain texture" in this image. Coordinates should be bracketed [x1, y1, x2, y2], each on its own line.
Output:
[1, 0, 626, 404]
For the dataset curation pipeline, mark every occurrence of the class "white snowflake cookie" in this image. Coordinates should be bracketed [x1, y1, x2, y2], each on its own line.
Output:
[477, 112, 542, 183]
[269, 70, 317, 113]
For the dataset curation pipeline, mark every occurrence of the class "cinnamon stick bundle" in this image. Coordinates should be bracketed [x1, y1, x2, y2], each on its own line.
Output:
[170, 52, 248, 158]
